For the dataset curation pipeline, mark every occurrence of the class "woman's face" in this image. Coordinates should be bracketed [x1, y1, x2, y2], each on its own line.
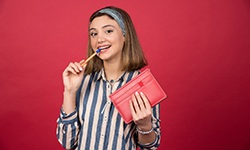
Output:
[89, 15, 125, 62]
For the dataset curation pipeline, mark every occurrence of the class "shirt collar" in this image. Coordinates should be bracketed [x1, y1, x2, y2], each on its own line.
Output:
[93, 69, 103, 82]
[93, 68, 126, 82]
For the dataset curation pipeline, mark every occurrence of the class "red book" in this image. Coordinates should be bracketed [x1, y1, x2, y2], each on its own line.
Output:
[109, 68, 167, 124]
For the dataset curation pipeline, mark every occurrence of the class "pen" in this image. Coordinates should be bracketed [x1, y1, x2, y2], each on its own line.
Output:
[81, 48, 102, 67]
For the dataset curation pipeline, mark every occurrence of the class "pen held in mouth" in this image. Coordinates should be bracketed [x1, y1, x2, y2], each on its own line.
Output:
[81, 48, 102, 67]
[96, 48, 102, 53]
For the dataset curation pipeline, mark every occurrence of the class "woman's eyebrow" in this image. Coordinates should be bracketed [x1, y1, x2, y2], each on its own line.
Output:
[89, 24, 116, 31]
[89, 28, 96, 31]
[102, 24, 115, 29]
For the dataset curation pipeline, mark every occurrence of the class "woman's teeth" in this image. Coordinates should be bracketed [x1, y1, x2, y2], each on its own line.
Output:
[99, 45, 111, 50]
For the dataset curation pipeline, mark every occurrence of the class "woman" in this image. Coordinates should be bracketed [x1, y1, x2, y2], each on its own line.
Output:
[56, 6, 161, 150]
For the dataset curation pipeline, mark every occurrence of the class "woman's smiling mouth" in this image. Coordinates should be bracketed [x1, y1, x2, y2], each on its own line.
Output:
[98, 45, 111, 50]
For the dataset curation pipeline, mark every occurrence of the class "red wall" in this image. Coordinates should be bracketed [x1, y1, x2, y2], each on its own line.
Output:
[1, 0, 250, 149]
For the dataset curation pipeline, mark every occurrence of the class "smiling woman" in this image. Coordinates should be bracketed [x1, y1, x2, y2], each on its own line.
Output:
[56, 6, 161, 150]
[1, 0, 250, 150]
[89, 15, 125, 63]
[85, 7, 147, 74]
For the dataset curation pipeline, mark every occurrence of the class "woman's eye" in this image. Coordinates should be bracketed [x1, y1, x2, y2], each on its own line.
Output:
[90, 32, 97, 37]
[105, 29, 113, 34]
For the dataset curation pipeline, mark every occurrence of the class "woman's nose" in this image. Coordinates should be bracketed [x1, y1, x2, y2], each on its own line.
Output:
[97, 34, 106, 43]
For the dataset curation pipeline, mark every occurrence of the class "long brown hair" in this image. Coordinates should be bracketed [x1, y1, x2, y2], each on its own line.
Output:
[84, 6, 147, 74]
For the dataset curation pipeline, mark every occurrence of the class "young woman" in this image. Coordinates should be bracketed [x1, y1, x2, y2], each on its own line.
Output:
[56, 6, 161, 150]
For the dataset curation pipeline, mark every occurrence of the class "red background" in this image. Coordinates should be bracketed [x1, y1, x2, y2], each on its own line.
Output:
[1, 0, 250, 150]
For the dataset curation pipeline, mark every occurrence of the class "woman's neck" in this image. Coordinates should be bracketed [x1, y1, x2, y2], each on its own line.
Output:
[103, 61, 124, 82]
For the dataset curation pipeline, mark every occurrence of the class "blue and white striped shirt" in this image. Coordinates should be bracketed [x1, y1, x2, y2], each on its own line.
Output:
[56, 69, 161, 149]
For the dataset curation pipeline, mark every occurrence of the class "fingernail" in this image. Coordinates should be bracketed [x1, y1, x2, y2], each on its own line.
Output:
[79, 67, 83, 71]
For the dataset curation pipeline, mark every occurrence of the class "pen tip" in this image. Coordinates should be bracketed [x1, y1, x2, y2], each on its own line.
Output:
[96, 48, 102, 53]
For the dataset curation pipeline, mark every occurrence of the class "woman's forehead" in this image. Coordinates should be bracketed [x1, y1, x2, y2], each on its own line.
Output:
[89, 15, 119, 29]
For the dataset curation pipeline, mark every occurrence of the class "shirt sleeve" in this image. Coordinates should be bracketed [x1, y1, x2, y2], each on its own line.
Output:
[56, 108, 80, 149]
[137, 104, 161, 149]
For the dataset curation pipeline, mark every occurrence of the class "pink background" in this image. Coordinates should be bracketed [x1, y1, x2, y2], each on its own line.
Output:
[1, 0, 250, 149]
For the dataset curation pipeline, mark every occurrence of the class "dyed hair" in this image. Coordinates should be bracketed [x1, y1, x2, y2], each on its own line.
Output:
[84, 6, 147, 74]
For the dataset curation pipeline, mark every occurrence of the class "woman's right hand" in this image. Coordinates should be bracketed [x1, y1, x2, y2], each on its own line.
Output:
[62, 60, 85, 114]
[62, 60, 85, 94]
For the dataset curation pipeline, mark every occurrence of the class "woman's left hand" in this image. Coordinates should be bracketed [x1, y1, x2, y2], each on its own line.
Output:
[130, 92, 152, 130]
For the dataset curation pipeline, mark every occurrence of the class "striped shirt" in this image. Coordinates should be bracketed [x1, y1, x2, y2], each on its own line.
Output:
[56, 69, 161, 150]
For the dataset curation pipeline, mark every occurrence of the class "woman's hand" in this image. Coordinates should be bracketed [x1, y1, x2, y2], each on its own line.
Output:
[63, 60, 85, 93]
[130, 92, 156, 144]
[62, 60, 85, 114]
[130, 92, 152, 131]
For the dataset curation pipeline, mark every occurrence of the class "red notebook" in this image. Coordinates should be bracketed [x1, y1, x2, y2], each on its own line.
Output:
[109, 68, 167, 124]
